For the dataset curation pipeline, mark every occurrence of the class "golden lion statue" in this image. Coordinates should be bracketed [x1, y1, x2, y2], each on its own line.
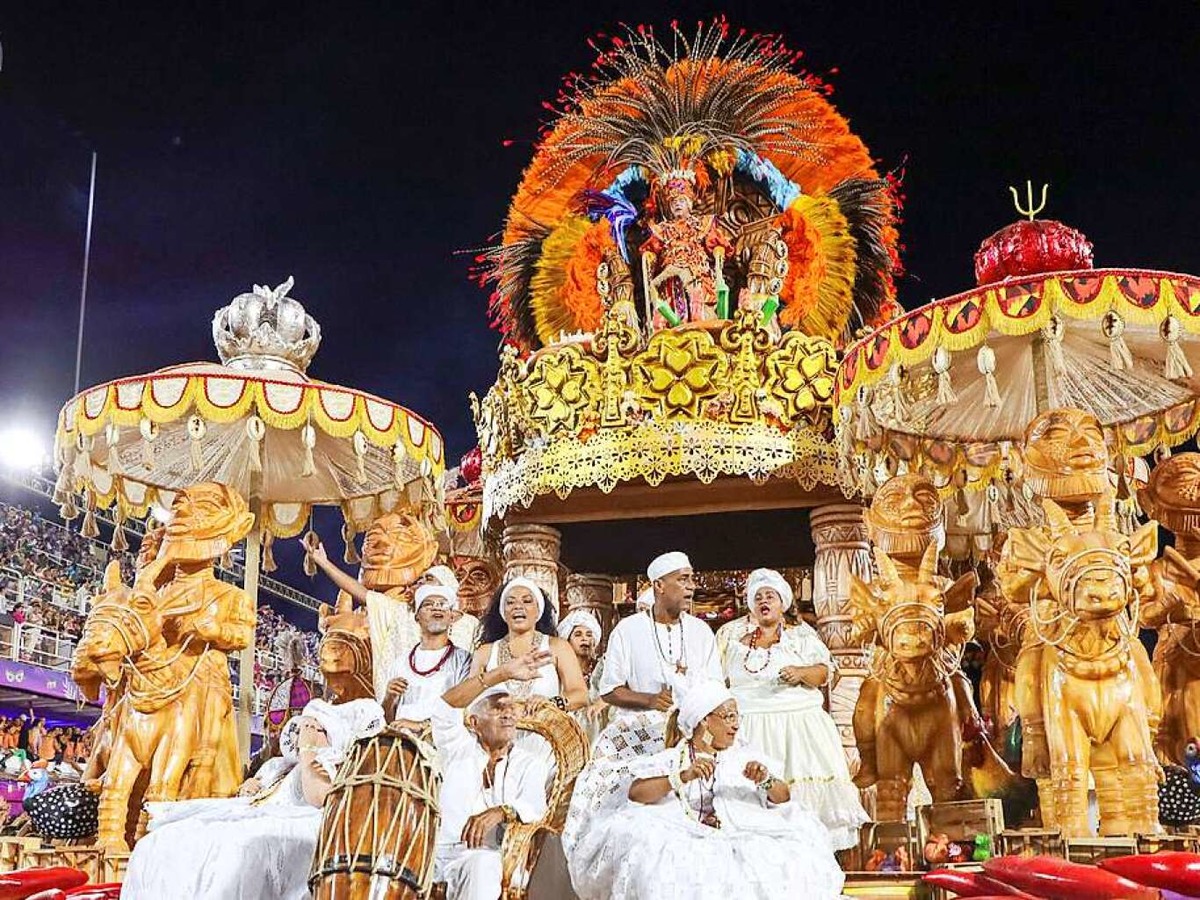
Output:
[850, 542, 978, 821]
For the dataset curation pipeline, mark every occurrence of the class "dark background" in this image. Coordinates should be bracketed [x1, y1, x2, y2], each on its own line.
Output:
[2, 1, 1197, 605]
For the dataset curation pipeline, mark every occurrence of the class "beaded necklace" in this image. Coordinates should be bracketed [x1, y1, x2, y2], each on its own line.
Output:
[648, 609, 688, 675]
[677, 741, 720, 828]
[496, 632, 546, 699]
[742, 624, 782, 675]
[408, 642, 457, 677]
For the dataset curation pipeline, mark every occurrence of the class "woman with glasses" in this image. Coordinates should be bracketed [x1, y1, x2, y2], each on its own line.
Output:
[723, 568, 867, 850]
[567, 680, 844, 900]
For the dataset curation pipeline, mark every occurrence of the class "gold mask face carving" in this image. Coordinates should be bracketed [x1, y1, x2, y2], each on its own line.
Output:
[160, 482, 255, 562]
[1139, 452, 1200, 534]
[865, 474, 946, 557]
[1022, 408, 1108, 501]
[360, 510, 439, 591]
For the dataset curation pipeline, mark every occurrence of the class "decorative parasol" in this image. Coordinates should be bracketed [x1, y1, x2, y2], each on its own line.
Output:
[836, 189, 1200, 509]
[54, 277, 445, 754]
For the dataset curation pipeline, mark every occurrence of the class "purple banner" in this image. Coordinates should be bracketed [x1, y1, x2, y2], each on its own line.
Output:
[0, 660, 96, 705]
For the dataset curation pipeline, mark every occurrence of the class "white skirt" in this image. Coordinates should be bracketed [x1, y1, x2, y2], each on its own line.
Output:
[122, 797, 322, 900]
[739, 706, 869, 850]
[569, 797, 845, 900]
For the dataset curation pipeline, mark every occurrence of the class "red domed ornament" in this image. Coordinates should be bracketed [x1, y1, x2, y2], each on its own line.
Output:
[460, 446, 482, 485]
[973, 218, 1094, 286]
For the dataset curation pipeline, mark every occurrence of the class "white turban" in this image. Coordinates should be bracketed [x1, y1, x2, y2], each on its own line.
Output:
[422, 564, 460, 592]
[745, 568, 793, 612]
[647, 551, 691, 582]
[676, 681, 734, 739]
[557, 609, 602, 644]
[414, 583, 458, 613]
[635, 588, 655, 611]
[500, 577, 546, 620]
[280, 697, 385, 765]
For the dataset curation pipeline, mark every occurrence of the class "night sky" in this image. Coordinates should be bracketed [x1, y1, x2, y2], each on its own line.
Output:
[3, 2, 1198, 606]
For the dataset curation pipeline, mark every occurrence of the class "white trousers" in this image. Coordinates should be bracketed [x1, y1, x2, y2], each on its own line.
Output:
[440, 846, 502, 900]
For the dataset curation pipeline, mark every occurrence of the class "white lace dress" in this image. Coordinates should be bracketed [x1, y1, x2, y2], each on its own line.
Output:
[567, 742, 845, 900]
[723, 623, 868, 849]
[121, 754, 329, 900]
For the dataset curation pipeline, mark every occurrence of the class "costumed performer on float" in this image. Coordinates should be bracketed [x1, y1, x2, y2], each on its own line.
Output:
[122, 697, 385, 900]
[558, 608, 610, 746]
[444, 578, 587, 713]
[303, 511, 480, 699]
[599, 551, 721, 720]
[722, 567, 867, 850]
[429, 654, 552, 900]
[384, 583, 473, 726]
[567, 680, 844, 900]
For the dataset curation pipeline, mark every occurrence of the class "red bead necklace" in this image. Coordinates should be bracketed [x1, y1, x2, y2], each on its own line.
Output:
[408, 642, 457, 676]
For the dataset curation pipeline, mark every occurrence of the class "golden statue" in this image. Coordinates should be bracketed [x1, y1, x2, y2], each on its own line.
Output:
[317, 594, 376, 703]
[71, 482, 255, 850]
[996, 408, 1160, 830]
[1004, 497, 1160, 836]
[1138, 452, 1200, 764]
[850, 541, 979, 820]
[855, 476, 983, 793]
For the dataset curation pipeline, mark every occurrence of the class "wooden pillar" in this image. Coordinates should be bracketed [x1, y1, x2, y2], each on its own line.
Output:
[810, 503, 872, 774]
[501, 523, 563, 614]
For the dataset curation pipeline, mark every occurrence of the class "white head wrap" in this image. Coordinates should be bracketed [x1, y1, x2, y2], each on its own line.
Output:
[647, 551, 691, 582]
[676, 681, 734, 739]
[279, 697, 385, 764]
[635, 587, 655, 611]
[500, 577, 546, 620]
[414, 582, 459, 613]
[745, 568, 793, 613]
[422, 564, 460, 592]
[557, 609, 602, 644]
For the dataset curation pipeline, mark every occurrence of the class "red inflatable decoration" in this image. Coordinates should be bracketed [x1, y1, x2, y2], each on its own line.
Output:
[0, 868, 88, 900]
[460, 445, 482, 485]
[1099, 852, 1200, 895]
[983, 855, 1158, 899]
[923, 867, 1037, 897]
[973, 218, 1094, 286]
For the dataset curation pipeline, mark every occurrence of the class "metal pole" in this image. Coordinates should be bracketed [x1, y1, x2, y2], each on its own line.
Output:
[238, 524, 261, 768]
[73, 152, 98, 395]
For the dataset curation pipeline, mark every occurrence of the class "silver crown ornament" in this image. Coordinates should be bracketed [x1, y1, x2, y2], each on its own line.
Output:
[212, 276, 322, 373]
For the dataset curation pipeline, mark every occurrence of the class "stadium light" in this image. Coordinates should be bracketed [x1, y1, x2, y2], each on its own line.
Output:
[0, 426, 47, 471]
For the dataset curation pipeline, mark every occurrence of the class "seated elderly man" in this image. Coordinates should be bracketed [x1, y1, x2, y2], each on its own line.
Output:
[430, 650, 551, 900]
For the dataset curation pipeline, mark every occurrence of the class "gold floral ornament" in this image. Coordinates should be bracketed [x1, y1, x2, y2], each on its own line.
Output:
[636, 327, 727, 417]
[474, 304, 846, 519]
[523, 346, 600, 435]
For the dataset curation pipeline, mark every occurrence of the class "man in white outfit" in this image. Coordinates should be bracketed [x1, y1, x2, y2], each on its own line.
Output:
[600, 551, 721, 720]
[431, 655, 550, 900]
[383, 583, 473, 724]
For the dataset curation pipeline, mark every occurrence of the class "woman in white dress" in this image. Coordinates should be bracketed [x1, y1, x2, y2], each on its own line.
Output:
[567, 680, 844, 900]
[557, 608, 610, 746]
[446, 578, 587, 712]
[723, 568, 867, 850]
[122, 698, 385, 900]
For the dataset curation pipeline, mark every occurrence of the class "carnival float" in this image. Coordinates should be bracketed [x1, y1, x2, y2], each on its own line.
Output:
[4, 16, 1200, 900]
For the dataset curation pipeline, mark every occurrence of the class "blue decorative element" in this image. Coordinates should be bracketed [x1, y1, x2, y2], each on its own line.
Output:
[577, 165, 645, 262]
[735, 149, 801, 210]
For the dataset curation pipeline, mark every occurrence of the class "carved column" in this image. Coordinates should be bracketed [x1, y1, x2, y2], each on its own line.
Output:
[564, 573, 617, 645]
[501, 523, 563, 614]
[810, 503, 872, 773]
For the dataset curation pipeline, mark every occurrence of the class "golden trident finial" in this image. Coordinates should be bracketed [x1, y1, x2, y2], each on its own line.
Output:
[1010, 180, 1049, 222]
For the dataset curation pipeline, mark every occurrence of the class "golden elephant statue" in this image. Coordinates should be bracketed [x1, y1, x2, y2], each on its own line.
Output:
[850, 542, 978, 821]
[1007, 498, 1161, 837]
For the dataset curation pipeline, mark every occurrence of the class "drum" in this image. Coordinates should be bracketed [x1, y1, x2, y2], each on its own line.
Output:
[309, 728, 440, 900]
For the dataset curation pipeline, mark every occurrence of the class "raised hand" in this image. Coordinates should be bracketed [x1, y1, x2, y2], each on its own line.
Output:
[648, 687, 673, 711]
[499, 648, 554, 682]
[384, 677, 409, 701]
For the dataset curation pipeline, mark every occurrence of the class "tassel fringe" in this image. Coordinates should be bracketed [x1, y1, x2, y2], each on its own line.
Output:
[1105, 312, 1134, 371]
[342, 521, 360, 565]
[1162, 316, 1193, 379]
